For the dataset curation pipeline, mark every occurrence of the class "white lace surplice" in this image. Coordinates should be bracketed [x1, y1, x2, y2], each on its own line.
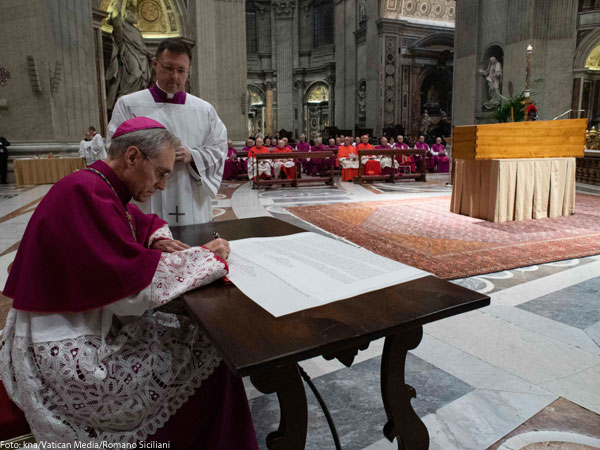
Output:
[0, 226, 227, 443]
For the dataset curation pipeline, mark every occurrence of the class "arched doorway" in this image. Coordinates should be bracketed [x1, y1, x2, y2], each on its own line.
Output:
[247, 85, 266, 137]
[304, 82, 330, 140]
[573, 31, 600, 128]
[420, 72, 451, 116]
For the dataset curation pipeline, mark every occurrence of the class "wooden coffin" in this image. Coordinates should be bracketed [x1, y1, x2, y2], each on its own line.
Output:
[452, 119, 587, 160]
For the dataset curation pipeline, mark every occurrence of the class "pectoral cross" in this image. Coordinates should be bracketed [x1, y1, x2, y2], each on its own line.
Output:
[168, 205, 185, 223]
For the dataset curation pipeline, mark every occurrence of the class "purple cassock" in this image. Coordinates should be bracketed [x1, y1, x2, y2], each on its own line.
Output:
[149, 83, 187, 104]
[306, 143, 326, 176]
[295, 141, 310, 173]
[223, 146, 241, 180]
[3, 148, 258, 448]
[394, 142, 415, 172]
[432, 143, 450, 173]
[415, 141, 434, 171]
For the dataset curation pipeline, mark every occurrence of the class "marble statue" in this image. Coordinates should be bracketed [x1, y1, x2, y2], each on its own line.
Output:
[420, 109, 431, 135]
[479, 56, 504, 110]
[105, 0, 153, 112]
[357, 80, 366, 125]
[358, 0, 367, 23]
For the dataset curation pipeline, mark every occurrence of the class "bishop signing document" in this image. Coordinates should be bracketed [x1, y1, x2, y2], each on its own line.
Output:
[0, 117, 259, 448]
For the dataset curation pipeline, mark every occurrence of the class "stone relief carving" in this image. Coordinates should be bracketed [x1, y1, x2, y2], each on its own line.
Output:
[383, 36, 397, 127]
[0, 67, 11, 87]
[420, 109, 431, 135]
[105, 0, 153, 111]
[383, 0, 455, 22]
[357, 79, 367, 126]
[479, 56, 504, 110]
[273, 0, 295, 18]
[358, 0, 367, 23]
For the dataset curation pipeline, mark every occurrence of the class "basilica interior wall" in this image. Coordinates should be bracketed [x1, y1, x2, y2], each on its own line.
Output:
[0, 0, 99, 144]
[189, 0, 248, 141]
[454, 0, 579, 125]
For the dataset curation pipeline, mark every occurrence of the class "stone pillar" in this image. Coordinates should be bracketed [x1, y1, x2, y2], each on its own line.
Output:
[190, 0, 248, 141]
[265, 80, 274, 136]
[326, 74, 336, 127]
[294, 75, 305, 136]
[0, 0, 100, 144]
[273, 0, 296, 132]
[92, 5, 108, 136]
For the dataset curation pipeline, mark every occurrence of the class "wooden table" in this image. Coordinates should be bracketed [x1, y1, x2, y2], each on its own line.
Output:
[173, 217, 490, 450]
[13, 157, 86, 187]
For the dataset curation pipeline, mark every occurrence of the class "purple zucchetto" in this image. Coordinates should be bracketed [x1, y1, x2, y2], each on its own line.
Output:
[112, 117, 166, 139]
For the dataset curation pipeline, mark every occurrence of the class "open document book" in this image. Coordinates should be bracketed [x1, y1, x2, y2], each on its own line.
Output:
[227, 232, 429, 317]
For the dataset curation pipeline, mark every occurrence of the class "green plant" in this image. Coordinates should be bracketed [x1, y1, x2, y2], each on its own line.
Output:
[495, 92, 525, 123]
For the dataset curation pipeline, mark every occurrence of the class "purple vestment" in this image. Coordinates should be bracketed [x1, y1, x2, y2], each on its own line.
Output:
[5, 161, 164, 313]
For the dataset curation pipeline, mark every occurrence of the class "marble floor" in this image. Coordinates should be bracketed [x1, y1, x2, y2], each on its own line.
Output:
[1, 176, 599, 450]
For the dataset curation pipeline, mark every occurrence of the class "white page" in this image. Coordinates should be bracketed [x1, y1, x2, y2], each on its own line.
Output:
[227, 232, 429, 317]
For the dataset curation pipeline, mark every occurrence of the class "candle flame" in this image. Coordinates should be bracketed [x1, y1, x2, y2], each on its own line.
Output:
[527, 44, 533, 51]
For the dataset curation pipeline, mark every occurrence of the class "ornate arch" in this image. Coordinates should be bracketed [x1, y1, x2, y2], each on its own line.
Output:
[304, 81, 329, 103]
[574, 28, 600, 70]
[248, 84, 266, 106]
[101, 0, 184, 38]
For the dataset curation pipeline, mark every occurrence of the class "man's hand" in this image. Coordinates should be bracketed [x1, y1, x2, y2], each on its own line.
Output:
[175, 145, 193, 164]
[151, 239, 190, 253]
[203, 238, 230, 260]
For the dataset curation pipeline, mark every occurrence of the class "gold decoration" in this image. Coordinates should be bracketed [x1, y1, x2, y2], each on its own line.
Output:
[249, 89, 264, 106]
[585, 44, 600, 71]
[101, 0, 181, 38]
[306, 84, 329, 103]
[141, 1, 160, 22]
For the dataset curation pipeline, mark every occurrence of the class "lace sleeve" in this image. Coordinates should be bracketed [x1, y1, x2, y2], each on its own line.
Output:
[148, 224, 173, 247]
[106, 247, 228, 316]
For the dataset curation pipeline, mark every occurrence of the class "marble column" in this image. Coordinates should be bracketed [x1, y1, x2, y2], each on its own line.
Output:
[326, 74, 336, 127]
[0, 0, 99, 144]
[92, 5, 108, 136]
[265, 80, 274, 137]
[294, 76, 305, 136]
[190, 0, 248, 141]
[273, 0, 296, 133]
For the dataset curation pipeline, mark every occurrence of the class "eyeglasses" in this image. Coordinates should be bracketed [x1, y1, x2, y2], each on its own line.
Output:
[157, 61, 189, 76]
[141, 152, 171, 181]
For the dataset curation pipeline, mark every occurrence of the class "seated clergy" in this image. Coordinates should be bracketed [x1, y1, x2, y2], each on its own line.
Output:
[247, 137, 272, 180]
[376, 136, 399, 175]
[273, 139, 295, 179]
[432, 137, 450, 173]
[415, 135, 432, 171]
[222, 139, 241, 180]
[0, 117, 258, 448]
[338, 136, 359, 181]
[394, 135, 415, 173]
[306, 138, 326, 176]
[357, 134, 381, 175]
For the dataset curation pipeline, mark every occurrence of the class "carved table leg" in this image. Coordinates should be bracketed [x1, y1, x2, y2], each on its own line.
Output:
[381, 326, 429, 450]
[251, 364, 308, 450]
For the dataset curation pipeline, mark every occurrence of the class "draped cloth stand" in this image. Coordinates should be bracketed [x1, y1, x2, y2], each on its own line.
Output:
[451, 158, 576, 222]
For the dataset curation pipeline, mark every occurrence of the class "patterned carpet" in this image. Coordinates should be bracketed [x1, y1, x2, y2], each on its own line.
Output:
[287, 194, 600, 279]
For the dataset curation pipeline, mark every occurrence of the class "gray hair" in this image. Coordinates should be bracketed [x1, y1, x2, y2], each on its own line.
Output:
[108, 128, 181, 159]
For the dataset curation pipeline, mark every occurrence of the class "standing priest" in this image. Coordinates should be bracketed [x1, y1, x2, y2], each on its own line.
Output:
[108, 38, 227, 226]
[0, 117, 258, 448]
